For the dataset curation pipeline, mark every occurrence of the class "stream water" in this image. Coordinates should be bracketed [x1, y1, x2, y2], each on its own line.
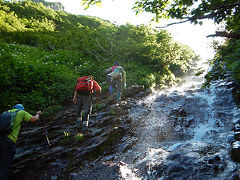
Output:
[12, 59, 240, 180]
[118, 60, 240, 179]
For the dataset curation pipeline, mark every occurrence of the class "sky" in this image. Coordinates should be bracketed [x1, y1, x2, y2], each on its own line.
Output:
[45, 0, 222, 60]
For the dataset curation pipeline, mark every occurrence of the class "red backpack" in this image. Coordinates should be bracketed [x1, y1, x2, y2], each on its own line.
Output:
[75, 76, 94, 94]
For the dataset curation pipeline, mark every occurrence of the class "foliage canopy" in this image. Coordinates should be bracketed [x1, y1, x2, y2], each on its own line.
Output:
[83, 0, 240, 94]
[0, 0, 197, 112]
[83, 0, 240, 26]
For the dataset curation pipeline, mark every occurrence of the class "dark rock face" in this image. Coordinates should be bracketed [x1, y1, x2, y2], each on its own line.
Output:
[231, 119, 240, 162]
[12, 87, 149, 180]
[11, 80, 240, 180]
[69, 162, 122, 180]
[126, 85, 145, 97]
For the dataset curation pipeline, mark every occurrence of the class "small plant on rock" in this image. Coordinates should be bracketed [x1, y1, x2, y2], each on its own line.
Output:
[75, 133, 84, 142]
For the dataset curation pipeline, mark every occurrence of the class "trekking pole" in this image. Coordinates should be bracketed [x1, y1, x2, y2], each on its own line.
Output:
[39, 118, 53, 155]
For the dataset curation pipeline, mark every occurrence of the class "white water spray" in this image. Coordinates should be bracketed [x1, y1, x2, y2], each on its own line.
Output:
[119, 58, 239, 179]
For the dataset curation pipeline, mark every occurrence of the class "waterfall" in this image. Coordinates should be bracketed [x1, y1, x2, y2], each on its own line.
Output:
[119, 59, 240, 179]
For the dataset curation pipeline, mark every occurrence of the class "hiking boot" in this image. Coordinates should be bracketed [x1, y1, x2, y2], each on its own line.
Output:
[116, 100, 121, 106]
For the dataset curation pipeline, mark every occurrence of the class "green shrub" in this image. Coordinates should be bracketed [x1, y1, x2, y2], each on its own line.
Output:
[0, 1, 198, 113]
[75, 133, 84, 142]
[0, 41, 76, 112]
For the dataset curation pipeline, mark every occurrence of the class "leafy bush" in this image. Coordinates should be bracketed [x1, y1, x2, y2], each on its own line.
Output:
[0, 41, 77, 112]
[0, 0, 197, 113]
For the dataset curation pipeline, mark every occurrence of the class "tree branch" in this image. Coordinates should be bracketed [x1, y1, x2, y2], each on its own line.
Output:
[107, 37, 113, 57]
[84, 48, 109, 63]
[96, 38, 108, 52]
[207, 31, 240, 39]
[156, 19, 190, 28]
[157, 1, 240, 28]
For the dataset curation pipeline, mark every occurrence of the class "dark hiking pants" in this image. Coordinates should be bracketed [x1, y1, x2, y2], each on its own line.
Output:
[0, 136, 16, 180]
[77, 94, 92, 129]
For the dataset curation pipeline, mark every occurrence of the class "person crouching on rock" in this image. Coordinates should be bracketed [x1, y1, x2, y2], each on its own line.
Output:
[73, 75, 101, 132]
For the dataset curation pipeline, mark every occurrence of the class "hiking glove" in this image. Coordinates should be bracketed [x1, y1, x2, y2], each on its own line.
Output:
[124, 83, 126, 89]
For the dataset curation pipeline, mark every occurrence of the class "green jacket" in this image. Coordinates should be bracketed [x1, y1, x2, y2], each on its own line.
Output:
[7, 109, 32, 143]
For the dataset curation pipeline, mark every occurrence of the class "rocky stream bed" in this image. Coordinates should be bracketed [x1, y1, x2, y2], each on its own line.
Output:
[12, 78, 240, 180]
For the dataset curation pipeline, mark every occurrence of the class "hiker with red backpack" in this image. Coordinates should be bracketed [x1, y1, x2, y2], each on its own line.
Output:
[105, 61, 127, 105]
[0, 104, 41, 180]
[73, 75, 101, 132]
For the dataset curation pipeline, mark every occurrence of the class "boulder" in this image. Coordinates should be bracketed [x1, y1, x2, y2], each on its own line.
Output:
[126, 85, 145, 97]
[230, 141, 240, 162]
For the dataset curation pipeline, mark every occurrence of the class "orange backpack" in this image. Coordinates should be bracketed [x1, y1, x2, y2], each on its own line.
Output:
[75, 76, 94, 94]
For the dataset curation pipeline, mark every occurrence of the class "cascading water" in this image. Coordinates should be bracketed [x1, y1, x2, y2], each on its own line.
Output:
[118, 59, 240, 179]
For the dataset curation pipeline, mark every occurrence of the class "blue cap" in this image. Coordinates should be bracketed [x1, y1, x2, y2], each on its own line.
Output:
[114, 61, 119, 65]
[13, 104, 24, 110]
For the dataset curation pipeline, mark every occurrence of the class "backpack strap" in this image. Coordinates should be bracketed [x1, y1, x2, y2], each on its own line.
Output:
[7, 109, 21, 134]
[10, 109, 20, 127]
[112, 65, 118, 72]
[87, 79, 94, 94]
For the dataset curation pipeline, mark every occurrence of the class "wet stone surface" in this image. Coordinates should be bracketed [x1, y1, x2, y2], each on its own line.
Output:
[11, 82, 240, 180]
[12, 85, 149, 180]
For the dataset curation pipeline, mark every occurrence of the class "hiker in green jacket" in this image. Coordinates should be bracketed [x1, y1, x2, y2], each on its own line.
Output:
[105, 61, 127, 105]
[0, 104, 41, 180]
